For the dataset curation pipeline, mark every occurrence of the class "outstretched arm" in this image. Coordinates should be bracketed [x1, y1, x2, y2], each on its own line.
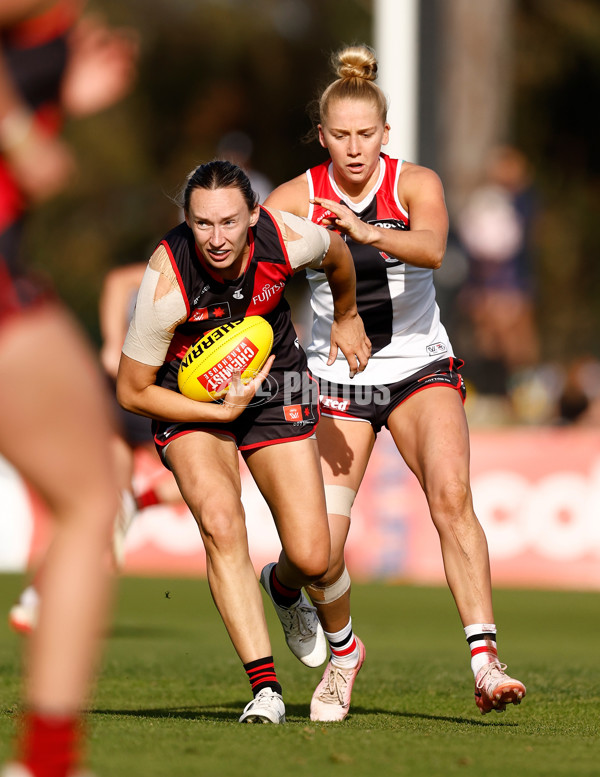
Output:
[312, 163, 449, 270]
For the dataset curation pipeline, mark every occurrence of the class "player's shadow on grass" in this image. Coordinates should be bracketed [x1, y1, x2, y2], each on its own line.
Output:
[346, 706, 519, 727]
[284, 704, 517, 727]
[93, 704, 259, 723]
[92, 703, 517, 727]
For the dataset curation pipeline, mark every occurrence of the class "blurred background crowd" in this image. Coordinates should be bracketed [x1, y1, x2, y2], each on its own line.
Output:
[11, 0, 600, 428]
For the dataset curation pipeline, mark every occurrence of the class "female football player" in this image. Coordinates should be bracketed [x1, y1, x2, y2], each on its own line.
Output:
[117, 159, 370, 724]
[264, 44, 526, 722]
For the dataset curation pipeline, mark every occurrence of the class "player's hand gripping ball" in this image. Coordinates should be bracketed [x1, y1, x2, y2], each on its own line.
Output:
[178, 316, 274, 402]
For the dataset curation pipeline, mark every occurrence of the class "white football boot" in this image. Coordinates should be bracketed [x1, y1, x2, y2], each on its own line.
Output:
[260, 562, 327, 668]
[8, 585, 39, 635]
[238, 688, 286, 724]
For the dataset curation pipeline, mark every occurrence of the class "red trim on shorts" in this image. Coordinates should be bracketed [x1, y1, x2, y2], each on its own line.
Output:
[154, 425, 236, 451]
[399, 379, 466, 407]
[156, 370, 319, 455]
[320, 408, 370, 423]
[156, 420, 317, 462]
[240, 425, 316, 452]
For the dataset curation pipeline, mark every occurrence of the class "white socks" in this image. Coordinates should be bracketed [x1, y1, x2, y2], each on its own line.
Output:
[325, 618, 360, 669]
[464, 623, 498, 677]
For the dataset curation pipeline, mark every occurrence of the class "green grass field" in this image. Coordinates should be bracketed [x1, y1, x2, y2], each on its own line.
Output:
[1, 574, 598, 776]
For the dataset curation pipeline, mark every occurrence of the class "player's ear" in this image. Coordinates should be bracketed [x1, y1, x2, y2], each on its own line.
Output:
[382, 123, 391, 146]
[318, 124, 327, 149]
[249, 203, 260, 227]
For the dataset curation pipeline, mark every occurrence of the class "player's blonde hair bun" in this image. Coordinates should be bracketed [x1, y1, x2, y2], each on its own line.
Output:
[334, 45, 378, 82]
[316, 43, 387, 127]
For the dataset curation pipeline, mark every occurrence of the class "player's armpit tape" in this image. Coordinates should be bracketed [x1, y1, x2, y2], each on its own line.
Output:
[324, 484, 356, 517]
[306, 566, 351, 604]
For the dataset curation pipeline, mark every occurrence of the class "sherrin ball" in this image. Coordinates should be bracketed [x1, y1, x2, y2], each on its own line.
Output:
[177, 316, 274, 402]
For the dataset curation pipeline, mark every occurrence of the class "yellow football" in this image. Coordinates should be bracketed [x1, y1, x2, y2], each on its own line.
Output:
[177, 316, 274, 402]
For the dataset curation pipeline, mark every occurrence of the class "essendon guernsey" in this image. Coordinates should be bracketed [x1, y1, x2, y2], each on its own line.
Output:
[155, 207, 306, 394]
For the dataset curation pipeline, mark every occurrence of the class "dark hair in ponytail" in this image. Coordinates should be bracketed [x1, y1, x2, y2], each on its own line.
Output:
[179, 160, 258, 213]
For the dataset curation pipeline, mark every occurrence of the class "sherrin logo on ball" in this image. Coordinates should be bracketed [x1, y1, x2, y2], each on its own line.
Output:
[178, 316, 274, 402]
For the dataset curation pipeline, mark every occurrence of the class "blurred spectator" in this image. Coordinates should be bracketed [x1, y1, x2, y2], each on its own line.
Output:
[217, 130, 273, 203]
[557, 356, 600, 426]
[457, 145, 540, 398]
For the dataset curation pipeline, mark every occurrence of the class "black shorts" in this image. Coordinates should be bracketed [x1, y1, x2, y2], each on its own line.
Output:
[0, 255, 55, 329]
[317, 358, 466, 435]
[153, 370, 320, 463]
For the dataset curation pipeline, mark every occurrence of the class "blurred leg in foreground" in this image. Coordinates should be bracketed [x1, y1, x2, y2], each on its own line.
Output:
[0, 293, 118, 777]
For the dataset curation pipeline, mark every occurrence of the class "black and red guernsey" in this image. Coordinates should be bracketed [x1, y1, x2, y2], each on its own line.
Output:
[155, 207, 307, 394]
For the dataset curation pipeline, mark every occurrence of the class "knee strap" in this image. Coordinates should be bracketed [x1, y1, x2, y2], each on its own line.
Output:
[306, 566, 351, 604]
[324, 484, 356, 518]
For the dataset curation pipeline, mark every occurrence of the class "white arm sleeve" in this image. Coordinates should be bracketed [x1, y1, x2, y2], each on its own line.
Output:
[121, 246, 188, 366]
[268, 208, 331, 271]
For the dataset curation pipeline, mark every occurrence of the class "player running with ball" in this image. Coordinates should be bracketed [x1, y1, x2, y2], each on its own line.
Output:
[117, 160, 370, 724]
